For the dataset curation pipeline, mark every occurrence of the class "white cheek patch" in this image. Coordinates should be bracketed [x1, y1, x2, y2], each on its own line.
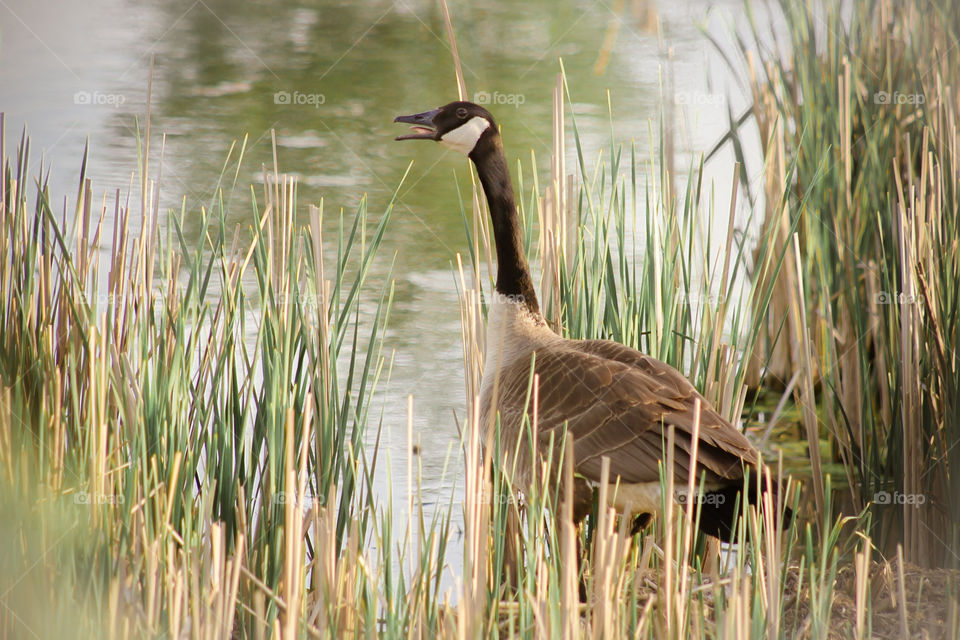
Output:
[440, 116, 490, 155]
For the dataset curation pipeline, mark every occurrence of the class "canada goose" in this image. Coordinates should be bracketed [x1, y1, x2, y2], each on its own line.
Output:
[394, 101, 785, 542]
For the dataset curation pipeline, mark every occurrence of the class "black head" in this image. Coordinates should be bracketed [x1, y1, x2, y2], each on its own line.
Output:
[394, 101, 496, 155]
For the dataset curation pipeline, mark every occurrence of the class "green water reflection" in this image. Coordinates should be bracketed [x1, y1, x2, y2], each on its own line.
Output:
[142, 0, 663, 276]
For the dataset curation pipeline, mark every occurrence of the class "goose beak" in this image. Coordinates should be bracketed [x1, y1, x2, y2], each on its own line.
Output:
[394, 108, 441, 141]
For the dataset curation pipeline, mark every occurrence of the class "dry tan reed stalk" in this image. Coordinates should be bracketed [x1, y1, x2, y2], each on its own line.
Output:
[791, 232, 824, 519]
[540, 74, 568, 323]
[592, 456, 615, 639]
[439, 0, 466, 101]
[895, 545, 910, 639]
[750, 477, 770, 639]
[663, 425, 675, 638]
[854, 536, 871, 640]
[560, 436, 578, 640]
[458, 395, 482, 638]
[676, 399, 701, 636]
[406, 394, 415, 585]
[456, 255, 484, 411]
[893, 165, 923, 563]
[0, 387, 11, 486]
[281, 411, 298, 638]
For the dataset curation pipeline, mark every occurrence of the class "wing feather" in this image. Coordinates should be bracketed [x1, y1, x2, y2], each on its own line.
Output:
[487, 339, 758, 487]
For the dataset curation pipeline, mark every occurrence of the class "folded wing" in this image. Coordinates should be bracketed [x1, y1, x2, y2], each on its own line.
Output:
[492, 339, 759, 487]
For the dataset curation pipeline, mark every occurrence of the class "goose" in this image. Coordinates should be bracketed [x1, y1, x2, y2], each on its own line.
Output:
[394, 101, 786, 541]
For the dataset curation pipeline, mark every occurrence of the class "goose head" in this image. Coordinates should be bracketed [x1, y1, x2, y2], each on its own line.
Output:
[394, 101, 496, 156]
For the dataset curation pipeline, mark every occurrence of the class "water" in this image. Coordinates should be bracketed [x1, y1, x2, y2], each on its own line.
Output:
[1, 0, 773, 588]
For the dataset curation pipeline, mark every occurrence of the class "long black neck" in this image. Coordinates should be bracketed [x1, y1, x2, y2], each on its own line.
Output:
[469, 131, 540, 315]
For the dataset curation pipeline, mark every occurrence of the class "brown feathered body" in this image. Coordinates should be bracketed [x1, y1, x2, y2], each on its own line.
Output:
[478, 294, 761, 533]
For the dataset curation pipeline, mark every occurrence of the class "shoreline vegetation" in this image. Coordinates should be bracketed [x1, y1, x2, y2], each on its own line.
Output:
[2, 0, 959, 637]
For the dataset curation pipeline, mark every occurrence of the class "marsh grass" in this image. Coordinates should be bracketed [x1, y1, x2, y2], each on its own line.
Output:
[0, 117, 417, 637]
[721, 0, 960, 567]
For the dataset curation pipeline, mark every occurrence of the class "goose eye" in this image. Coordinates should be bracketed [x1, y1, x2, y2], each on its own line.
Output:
[456, 107, 468, 119]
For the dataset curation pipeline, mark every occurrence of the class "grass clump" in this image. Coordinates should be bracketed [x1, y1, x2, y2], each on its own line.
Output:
[725, 0, 960, 566]
[0, 120, 415, 636]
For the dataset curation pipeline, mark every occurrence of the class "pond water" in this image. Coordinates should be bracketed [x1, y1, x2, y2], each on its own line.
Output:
[1, 0, 788, 585]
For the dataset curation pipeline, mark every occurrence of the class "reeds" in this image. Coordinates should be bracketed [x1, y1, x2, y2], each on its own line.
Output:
[0, 112, 933, 640]
[725, 0, 960, 567]
[0, 118, 408, 637]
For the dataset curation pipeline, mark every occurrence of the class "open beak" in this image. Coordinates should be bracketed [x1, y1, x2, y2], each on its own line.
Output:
[394, 108, 441, 141]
